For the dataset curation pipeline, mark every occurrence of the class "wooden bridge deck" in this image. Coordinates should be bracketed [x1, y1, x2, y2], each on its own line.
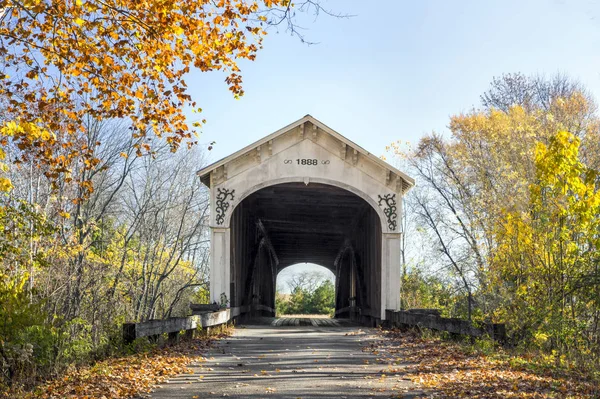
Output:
[148, 324, 422, 399]
[248, 316, 357, 327]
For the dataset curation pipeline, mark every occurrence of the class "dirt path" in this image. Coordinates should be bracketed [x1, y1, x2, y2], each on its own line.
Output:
[148, 323, 423, 399]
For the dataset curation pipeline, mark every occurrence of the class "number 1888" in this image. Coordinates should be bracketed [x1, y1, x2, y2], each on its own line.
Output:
[296, 159, 318, 165]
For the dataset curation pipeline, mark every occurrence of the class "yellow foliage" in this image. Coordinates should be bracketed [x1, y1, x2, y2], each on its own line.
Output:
[0, 177, 13, 192]
[493, 130, 600, 353]
[0, 0, 292, 197]
[1, 120, 56, 141]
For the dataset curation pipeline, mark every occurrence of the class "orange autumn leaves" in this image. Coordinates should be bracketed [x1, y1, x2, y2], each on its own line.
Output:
[36, 353, 193, 399]
[0, 0, 290, 194]
[378, 329, 599, 399]
[12, 336, 216, 399]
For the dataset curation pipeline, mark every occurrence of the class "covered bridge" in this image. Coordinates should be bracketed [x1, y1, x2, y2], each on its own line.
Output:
[197, 115, 414, 324]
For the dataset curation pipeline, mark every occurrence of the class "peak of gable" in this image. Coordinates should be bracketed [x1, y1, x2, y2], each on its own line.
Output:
[197, 115, 414, 192]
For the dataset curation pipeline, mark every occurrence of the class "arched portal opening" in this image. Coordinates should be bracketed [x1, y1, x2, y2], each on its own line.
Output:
[228, 182, 382, 323]
[275, 263, 336, 316]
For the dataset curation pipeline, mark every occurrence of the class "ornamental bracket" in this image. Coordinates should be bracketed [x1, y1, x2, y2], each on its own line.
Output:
[377, 193, 397, 231]
[215, 188, 235, 225]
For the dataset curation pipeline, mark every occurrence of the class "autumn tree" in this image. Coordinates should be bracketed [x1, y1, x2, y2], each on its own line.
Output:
[494, 131, 600, 363]
[481, 72, 594, 115]
[480, 72, 600, 169]
[0, 0, 330, 194]
[406, 136, 483, 321]
[392, 73, 600, 338]
[0, 121, 213, 389]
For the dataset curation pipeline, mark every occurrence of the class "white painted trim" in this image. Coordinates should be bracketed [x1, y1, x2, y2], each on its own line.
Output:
[381, 232, 402, 319]
[210, 228, 231, 304]
[197, 114, 415, 189]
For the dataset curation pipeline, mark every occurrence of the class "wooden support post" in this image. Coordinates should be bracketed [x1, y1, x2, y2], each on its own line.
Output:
[123, 323, 136, 344]
[149, 334, 160, 344]
[168, 331, 179, 344]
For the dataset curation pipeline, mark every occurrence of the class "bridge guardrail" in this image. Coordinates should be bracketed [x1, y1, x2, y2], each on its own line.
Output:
[386, 309, 506, 342]
[123, 309, 230, 344]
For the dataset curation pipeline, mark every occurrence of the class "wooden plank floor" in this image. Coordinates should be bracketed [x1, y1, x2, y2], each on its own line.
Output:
[248, 317, 354, 327]
[149, 324, 422, 399]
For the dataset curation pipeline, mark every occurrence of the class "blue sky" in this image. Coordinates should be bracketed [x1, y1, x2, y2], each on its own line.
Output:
[189, 1, 600, 290]
[189, 0, 600, 163]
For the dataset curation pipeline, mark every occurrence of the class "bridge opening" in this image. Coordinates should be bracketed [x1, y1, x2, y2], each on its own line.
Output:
[229, 182, 383, 324]
[275, 263, 336, 316]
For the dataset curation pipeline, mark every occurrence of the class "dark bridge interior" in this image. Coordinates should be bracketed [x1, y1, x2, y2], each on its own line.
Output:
[229, 183, 382, 323]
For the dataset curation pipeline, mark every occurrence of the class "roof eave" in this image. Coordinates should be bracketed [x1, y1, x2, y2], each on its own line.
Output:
[196, 114, 416, 190]
[196, 115, 313, 182]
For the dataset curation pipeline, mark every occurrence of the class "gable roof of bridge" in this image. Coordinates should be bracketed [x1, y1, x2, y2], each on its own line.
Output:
[196, 114, 415, 192]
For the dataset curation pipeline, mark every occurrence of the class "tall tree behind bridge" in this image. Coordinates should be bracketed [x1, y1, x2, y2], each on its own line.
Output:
[392, 73, 600, 365]
[0, 121, 211, 387]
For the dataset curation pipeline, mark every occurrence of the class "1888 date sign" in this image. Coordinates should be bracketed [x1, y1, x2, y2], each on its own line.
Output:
[284, 159, 330, 165]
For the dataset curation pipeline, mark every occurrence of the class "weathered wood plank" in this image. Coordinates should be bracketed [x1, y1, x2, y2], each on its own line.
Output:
[406, 308, 441, 317]
[123, 310, 231, 343]
[132, 317, 198, 338]
[190, 303, 220, 313]
[198, 309, 230, 327]
[385, 309, 506, 342]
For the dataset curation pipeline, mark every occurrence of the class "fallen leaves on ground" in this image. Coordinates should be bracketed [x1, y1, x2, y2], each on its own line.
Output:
[13, 331, 230, 399]
[372, 329, 599, 399]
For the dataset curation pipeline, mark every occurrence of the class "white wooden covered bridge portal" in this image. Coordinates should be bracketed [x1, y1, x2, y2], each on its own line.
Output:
[197, 115, 414, 324]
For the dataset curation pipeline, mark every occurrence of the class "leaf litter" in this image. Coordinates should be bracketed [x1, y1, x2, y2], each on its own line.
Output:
[371, 329, 599, 399]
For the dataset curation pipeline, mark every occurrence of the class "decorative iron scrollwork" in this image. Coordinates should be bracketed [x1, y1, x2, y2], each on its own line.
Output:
[215, 188, 235, 225]
[378, 193, 397, 231]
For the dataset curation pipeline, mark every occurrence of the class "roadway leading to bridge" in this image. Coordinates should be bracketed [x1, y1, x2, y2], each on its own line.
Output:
[148, 320, 425, 399]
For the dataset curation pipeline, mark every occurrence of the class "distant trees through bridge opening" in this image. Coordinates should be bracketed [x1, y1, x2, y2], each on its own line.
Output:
[275, 264, 335, 316]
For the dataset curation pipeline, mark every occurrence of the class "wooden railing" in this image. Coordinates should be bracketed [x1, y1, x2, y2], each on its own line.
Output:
[386, 309, 506, 342]
[123, 308, 230, 344]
